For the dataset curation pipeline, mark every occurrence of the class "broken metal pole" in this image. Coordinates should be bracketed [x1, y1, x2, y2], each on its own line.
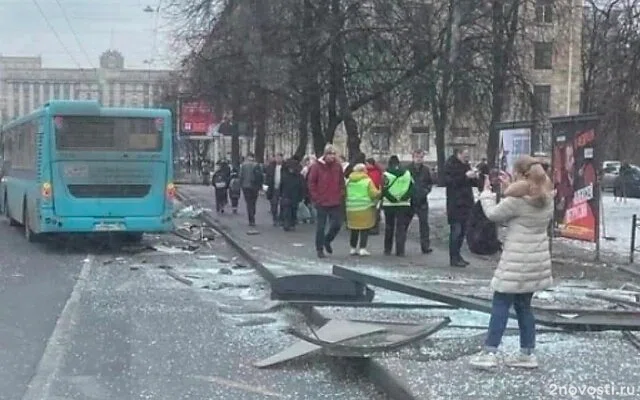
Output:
[586, 292, 640, 309]
[332, 265, 640, 332]
[283, 300, 456, 310]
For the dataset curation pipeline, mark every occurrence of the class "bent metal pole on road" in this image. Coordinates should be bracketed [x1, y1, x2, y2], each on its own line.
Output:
[332, 265, 640, 332]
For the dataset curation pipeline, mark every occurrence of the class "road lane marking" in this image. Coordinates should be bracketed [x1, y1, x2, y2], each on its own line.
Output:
[191, 375, 285, 398]
[21, 256, 93, 400]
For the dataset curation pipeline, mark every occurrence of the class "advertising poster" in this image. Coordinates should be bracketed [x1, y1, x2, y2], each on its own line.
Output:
[180, 101, 218, 135]
[498, 128, 532, 177]
[551, 115, 600, 242]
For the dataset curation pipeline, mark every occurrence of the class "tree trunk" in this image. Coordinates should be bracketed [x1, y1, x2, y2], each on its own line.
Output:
[330, 0, 360, 158]
[486, 0, 520, 168]
[254, 91, 267, 163]
[435, 118, 447, 186]
[344, 116, 361, 160]
[430, 0, 456, 185]
[295, 98, 310, 158]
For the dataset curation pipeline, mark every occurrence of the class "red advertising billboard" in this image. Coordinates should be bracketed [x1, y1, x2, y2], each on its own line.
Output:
[551, 114, 600, 242]
[180, 101, 217, 135]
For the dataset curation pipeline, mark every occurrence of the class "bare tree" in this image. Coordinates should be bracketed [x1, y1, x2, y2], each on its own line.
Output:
[582, 0, 640, 161]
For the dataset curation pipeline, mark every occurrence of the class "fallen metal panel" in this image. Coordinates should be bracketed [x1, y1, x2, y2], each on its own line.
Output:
[285, 317, 451, 356]
[271, 274, 374, 302]
[253, 319, 385, 368]
[332, 265, 640, 331]
[283, 300, 455, 310]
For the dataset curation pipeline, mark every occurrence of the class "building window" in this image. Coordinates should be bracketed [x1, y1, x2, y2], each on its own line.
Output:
[120, 83, 127, 106]
[535, 0, 553, 23]
[372, 93, 391, 113]
[33, 82, 41, 106]
[12, 83, 20, 117]
[63, 83, 71, 100]
[451, 127, 470, 137]
[144, 83, 151, 108]
[410, 126, 430, 153]
[370, 126, 391, 152]
[53, 83, 61, 99]
[533, 84, 551, 114]
[108, 83, 115, 107]
[22, 83, 30, 113]
[534, 42, 553, 70]
[43, 82, 51, 101]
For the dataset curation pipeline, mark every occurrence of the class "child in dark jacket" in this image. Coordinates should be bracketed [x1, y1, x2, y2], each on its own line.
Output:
[212, 165, 230, 213]
[229, 168, 242, 214]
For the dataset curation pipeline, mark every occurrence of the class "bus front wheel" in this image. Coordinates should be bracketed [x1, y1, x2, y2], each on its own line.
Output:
[23, 203, 40, 243]
[122, 233, 144, 244]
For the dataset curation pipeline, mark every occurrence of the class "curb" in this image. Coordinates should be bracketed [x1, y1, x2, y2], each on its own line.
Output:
[175, 188, 421, 400]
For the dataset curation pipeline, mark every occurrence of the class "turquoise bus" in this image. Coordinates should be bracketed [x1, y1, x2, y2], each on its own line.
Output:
[0, 100, 175, 242]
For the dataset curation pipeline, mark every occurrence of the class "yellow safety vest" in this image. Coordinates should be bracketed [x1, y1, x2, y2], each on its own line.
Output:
[346, 176, 374, 212]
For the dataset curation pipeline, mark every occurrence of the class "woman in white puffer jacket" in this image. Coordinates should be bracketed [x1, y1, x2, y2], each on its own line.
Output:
[470, 155, 554, 370]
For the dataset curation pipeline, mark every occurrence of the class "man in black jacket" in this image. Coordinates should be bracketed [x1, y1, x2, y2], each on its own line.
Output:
[408, 149, 433, 254]
[444, 148, 479, 267]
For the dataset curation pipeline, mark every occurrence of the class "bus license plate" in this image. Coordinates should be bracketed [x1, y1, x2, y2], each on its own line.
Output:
[94, 222, 125, 232]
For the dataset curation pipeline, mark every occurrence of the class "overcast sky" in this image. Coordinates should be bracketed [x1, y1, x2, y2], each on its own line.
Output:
[0, 0, 175, 70]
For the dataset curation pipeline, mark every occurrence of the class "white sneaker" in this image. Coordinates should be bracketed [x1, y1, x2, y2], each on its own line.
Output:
[469, 351, 499, 369]
[358, 248, 371, 256]
[349, 248, 358, 256]
[505, 353, 538, 369]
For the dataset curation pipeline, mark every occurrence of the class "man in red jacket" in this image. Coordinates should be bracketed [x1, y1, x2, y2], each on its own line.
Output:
[308, 144, 346, 258]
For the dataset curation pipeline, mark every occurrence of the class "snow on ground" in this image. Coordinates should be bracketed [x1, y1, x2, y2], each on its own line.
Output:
[560, 193, 640, 259]
[429, 187, 640, 263]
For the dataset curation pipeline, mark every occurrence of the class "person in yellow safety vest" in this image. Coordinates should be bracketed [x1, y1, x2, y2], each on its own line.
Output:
[345, 163, 381, 256]
[382, 155, 414, 257]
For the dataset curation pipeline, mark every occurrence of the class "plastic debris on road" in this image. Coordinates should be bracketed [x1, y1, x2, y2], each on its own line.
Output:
[174, 205, 208, 219]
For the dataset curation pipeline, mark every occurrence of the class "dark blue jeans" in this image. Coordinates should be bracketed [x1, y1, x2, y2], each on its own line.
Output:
[485, 292, 536, 355]
[315, 205, 343, 251]
[449, 222, 466, 260]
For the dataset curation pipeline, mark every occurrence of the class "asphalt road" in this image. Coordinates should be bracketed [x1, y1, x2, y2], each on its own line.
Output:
[0, 218, 85, 400]
[0, 216, 384, 400]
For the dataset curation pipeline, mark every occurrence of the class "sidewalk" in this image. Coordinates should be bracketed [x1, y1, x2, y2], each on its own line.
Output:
[177, 184, 635, 288]
[178, 184, 507, 283]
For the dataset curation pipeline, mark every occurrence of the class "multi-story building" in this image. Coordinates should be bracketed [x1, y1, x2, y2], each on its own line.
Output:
[0, 50, 172, 126]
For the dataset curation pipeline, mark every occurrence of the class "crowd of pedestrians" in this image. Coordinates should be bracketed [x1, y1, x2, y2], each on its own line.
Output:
[204, 146, 552, 268]
[204, 147, 556, 370]
[205, 145, 498, 267]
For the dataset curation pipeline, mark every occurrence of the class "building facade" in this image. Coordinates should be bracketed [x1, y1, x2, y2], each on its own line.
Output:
[0, 50, 172, 126]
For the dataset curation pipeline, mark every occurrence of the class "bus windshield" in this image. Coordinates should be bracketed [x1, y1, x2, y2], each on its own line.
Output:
[54, 116, 163, 152]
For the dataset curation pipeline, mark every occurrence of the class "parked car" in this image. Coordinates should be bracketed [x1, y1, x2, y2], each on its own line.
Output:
[601, 161, 622, 191]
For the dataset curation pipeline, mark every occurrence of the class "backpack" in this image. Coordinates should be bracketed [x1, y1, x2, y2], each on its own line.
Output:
[466, 200, 502, 255]
[229, 176, 241, 193]
[213, 173, 227, 189]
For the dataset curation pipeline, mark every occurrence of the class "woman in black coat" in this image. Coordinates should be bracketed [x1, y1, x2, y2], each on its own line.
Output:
[279, 158, 305, 231]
